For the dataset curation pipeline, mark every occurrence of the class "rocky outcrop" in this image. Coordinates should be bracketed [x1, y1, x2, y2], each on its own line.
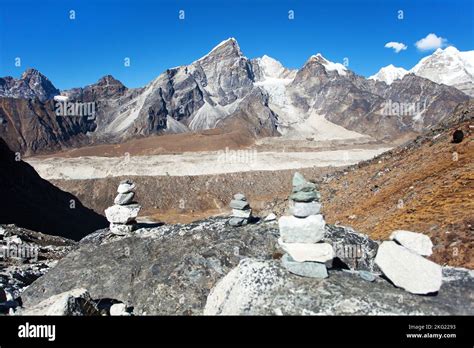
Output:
[18, 216, 473, 315]
[20, 218, 280, 315]
[204, 258, 473, 315]
[0, 138, 108, 239]
[0, 224, 76, 314]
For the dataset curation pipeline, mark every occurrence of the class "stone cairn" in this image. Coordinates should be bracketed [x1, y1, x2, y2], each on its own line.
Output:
[104, 180, 141, 235]
[278, 172, 334, 278]
[228, 193, 252, 226]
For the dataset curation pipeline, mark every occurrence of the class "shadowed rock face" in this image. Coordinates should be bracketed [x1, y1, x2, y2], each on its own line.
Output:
[20, 218, 473, 315]
[0, 138, 107, 239]
[0, 97, 97, 155]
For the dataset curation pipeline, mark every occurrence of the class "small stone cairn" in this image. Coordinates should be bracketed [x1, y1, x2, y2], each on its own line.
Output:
[278, 172, 334, 278]
[104, 180, 141, 235]
[228, 193, 252, 226]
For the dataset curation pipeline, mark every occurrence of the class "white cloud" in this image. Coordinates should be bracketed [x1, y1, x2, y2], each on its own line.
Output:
[384, 42, 407, 53]
[415, 33, 447, 51]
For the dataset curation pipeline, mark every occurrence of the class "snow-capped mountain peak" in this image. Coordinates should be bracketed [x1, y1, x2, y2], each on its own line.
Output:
[254, 55, 295, 80]
[309, 53, 347, 76]
[410, 46, 474, 87]
[369, 64, 409, 85]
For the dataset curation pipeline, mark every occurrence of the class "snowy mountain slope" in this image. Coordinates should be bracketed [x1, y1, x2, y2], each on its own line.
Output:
[411, 46, 474, 85]
[370, 46, 474, 95]
[369, 64, 409, 85]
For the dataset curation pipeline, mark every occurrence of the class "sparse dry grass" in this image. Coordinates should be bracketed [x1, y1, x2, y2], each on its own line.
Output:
[322, 121, 474, 268]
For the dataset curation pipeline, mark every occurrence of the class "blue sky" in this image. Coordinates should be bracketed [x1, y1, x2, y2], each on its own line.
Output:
[1, 0, 473, 89]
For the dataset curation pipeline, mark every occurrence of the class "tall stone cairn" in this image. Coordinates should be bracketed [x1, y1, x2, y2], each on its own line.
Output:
[105, 180, 141, 235]
[278, 172, 334, 278]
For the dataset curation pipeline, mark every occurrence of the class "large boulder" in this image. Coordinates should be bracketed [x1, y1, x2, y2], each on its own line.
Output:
[375, 241, 442, 294]
[204, 258, 474, 315]
[18, 288, 99, 316]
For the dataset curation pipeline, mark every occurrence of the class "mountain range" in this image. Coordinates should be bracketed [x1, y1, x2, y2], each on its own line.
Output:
[0, 38, 471, 154]
[370, 46, 474, 97]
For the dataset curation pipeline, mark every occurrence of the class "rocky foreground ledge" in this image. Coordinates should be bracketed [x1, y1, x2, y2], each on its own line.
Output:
[14, 217, 473, 316]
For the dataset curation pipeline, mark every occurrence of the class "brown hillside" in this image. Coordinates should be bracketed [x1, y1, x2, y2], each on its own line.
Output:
[322, 101, 474, 268]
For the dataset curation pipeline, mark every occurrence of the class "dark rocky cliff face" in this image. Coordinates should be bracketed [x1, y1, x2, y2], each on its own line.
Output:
[0, 138, 107, 239]
[0, 97, 96, 155]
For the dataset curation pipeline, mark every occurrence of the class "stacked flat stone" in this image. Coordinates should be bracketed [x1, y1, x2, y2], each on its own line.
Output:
[278, 172, 333, 278]
[104, 180, 141, 235]
[228, 193, 252, 227]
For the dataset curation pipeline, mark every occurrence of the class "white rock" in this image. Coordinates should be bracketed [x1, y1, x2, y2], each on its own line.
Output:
[104, 204, 141, 224]
[109, 303, 130, 316]
[204, 259, 285, 315]
[6, 235, 22, 244]
[264, 213, 277, 222]
[19, 288, 98, 315]
[278, 238, 334, 262]
[114, 192, 135, 205]
[117, 182, 136, 194]
[375, 241, 442, 294]
[291, 201, 321, 217]
[110, 223, 135, 235]
[232, 208, 252, 218]
[278, 214, 326, 243]
[390, 230, 433, 256]
[0, 227, 5, 236]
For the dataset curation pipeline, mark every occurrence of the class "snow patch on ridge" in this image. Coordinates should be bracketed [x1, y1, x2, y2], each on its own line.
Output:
[311, 54, 347, 76]
[369, 64, 409, 85]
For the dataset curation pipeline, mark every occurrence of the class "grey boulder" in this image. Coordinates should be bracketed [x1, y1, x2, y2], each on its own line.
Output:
[204, 258, 474, 315]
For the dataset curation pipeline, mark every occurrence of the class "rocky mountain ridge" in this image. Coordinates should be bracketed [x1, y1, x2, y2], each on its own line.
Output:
[0, 39, 471, 154]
